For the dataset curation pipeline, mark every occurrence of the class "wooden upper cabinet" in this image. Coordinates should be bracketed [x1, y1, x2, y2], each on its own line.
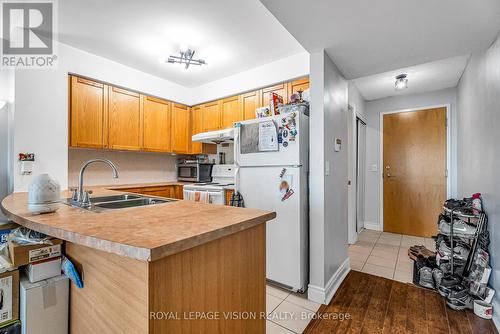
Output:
[202, 100, 221, 132]
[70, 76, 108, 148]
[190, 105, 203, 154]
[288, 77, 310, 95]
[142, 96, 171, 152]
[108, 86, 143, 151]
[241, 90, 261, 121]
[220, 96, 242, 129]
[261, 83, 289, 107]
[171, 103, 190, 154]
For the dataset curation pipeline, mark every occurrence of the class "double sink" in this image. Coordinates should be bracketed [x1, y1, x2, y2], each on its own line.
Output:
[63, 194, 175, 212]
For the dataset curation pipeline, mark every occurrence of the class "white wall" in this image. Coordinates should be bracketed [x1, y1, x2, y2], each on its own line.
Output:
[308, 51, 349, 304]
[363, 87, 458, 231]
[192, 52, 309, 105]
[0, 69, 14, 222]
[348, 82, 366, 119]
[68, 149, 178, 187]
[457, 33, 500, 327]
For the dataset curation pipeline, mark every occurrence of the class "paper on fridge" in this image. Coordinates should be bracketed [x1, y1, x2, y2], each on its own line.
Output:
[258, 120, 278, 152]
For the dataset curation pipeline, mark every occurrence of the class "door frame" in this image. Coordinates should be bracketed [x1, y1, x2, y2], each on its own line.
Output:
[347, 104, 367, 244]
[379, 104, 451, 232]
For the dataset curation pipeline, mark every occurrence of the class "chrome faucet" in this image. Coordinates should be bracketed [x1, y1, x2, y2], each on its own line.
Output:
[72, 159, 119, 207]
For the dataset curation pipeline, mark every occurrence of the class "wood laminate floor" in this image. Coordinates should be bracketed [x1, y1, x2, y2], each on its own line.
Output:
[304, 270, 497, 334]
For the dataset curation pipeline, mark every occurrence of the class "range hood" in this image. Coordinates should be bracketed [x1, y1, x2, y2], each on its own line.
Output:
[192, 128, 234, 144]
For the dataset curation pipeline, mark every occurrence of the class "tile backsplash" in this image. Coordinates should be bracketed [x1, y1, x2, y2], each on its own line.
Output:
[68, 148, 178, 187]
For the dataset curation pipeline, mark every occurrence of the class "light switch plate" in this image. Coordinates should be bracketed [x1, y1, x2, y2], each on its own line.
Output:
[325, 161, 330, 175]
[369, 164, 378, 172]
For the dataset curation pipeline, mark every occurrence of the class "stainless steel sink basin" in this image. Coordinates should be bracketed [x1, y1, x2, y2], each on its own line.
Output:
[63, 194, 176, 212]
[94, 197, 172, 210]
[89, 194, 140, 203]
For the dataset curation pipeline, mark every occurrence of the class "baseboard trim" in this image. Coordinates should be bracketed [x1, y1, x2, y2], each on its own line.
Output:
[364, 221, 382, 231]
[492, 298, 499, 331]
[308, 258, 350, 305]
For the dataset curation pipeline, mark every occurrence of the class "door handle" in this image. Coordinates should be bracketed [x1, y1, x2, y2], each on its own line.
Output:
[385, 165, 392, 178]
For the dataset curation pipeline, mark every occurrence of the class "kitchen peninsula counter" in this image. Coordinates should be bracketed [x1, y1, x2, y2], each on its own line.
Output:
[1, 188, 275, 333]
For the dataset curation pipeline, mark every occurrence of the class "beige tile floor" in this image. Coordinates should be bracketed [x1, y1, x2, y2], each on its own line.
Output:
[266, 284, 321, 333]
[349, 229, 435, 283]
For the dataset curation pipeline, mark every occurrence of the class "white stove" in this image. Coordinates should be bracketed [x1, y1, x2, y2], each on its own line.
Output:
[183, 165, 235, 205]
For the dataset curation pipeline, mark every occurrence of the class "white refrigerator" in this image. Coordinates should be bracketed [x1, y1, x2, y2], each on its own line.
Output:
[234, 111, 309, 292]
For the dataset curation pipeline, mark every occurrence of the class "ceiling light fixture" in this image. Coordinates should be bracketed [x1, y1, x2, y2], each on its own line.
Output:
[167, 49, 206, 69]
[395, 74, 408, 90]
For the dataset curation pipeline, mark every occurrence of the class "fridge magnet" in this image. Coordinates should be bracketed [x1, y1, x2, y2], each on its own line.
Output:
[282, 141, 288, 147]
[279, 168, 287, 178]
[278, 127, 283, 144]
[281, 189, 294, 201]
[278, 174, 294, 201]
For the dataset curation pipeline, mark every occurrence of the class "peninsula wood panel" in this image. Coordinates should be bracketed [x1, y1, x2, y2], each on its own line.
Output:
[202, 100, 222, 132]
[148, 223, 266, 334]
[65, 225, 266, 334]
[221, 95, 242, 129]
[66, 242, 149, 334]
[241, 90, 261, 121]
[170, 103, 190, 154]
[108, 87, 143, 151]
[70, 76, 108, 148]
[142, 96, 171, 152]
[383, 108, 447, 237]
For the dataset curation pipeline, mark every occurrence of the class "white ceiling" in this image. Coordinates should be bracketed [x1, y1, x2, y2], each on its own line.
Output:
[352, 55, 469, 101]
[58, 0, 305, 87]
[259, 0, 500, 79]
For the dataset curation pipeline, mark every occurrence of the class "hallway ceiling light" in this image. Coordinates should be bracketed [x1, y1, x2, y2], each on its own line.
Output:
[395, 74, 408, 90]
[166, 49, 207, 69]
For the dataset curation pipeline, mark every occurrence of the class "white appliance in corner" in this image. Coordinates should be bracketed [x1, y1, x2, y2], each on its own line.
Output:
[234, 111, 309, 292]
[183, 164, 235, 205]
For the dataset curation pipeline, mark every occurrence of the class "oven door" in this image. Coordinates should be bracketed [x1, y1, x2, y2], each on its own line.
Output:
[183, 189, 225, 205]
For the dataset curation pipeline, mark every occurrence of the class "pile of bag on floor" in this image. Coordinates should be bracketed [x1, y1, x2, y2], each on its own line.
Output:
[409, 193, 494, 319]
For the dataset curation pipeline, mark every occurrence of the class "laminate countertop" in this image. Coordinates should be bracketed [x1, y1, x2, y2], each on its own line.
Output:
[0, 188, 276, 262]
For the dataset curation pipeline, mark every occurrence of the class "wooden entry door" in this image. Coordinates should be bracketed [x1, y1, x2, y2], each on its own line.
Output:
[383, 108, 447, 237]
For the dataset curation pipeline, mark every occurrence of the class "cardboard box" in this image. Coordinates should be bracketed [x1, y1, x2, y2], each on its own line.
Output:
[20, 274, 68, 334]
[25, 257, 62, 283]
[8, 239, 63, 267]
[0, 270, 19, 328]
[0, 223, 19, 245]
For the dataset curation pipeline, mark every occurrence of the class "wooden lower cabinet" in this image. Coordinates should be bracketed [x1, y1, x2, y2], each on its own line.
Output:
[117, 185, 184, 199]
[66, 224, 266, 333]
